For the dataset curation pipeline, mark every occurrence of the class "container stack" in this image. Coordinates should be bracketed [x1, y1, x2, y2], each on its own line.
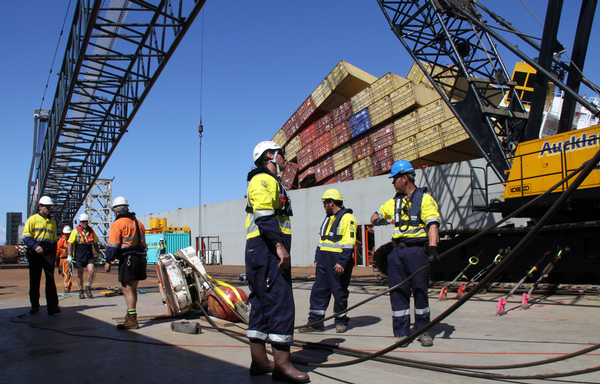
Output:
[271, 60, 481, 189]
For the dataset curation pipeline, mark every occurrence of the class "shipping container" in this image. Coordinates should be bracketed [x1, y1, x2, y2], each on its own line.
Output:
[335, 166, 353, 183]
[393, 136, 418, 162]
[313, 131, 332, 161]
[352, 156, 374, 180]
[368, 96, 392, 127]
[390, 81, 440, 116]
[298, 166, 316, 187]
[281, 162, 299, 189]
[417, 99, 452, 130]
[440, 116, 470, 147]
[393, 111, 420, 142]
[330, 121, 351, 149]
[351, 136, 374, 162]
[314, 113, 334, 135]
[300, 124, 318, 147]
[348, 109, 371, 138]
[333, 145, 353, 172]
[406, 61, 430, 84]
[311, 78, 333, 109]
[370, 73, 409, 102]
[297, 143, 314, 170]
[284, 135, 302, 161]
[146, 232, 191, 264]
[283, 113, 300, 139]
[350, 87, 373, 114]
[327, 61, 378, 98]
[315, 156, 335, 182]
[332, 100, 353, 126]
[372, 146, 395, 175]
[296, 96, 316, 127]
[271, 128, 287, 147]
[416, 125, 442, 157]
[370, 123, 396, 152]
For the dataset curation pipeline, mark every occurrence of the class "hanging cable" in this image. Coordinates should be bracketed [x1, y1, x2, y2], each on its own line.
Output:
[39, 0, 73, 110]
[198, 7, 204, 241]
[520, 0, 544, 28]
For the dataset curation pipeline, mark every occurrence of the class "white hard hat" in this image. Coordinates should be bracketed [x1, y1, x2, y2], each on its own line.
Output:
[253, 141, 283, 166]
[112, 196, 129, 207]
[160, 238, 164, 242]
[63, 226, 72, 233]
[39, 196, 55, 205]
[79, 213, 89, 221]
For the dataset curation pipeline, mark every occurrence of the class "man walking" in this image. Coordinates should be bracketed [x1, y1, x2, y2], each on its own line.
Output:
[23, 196, 60, 315]
[245, 141, 309, 383]
[371, 160, 441, 347]
[56, 225, 73, 293]
[105, 197, 147, 330]
[68, 214, 99, 299]
[299, 189, 357, 334]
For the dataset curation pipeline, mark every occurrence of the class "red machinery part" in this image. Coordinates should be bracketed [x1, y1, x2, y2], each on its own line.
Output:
[207, 287, 249, 322]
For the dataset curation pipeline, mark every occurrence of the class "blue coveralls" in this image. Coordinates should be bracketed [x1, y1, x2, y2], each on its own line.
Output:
[245, 166, 295, 345]
[377, 188, 441, 337]
[307, 209, 357, 329]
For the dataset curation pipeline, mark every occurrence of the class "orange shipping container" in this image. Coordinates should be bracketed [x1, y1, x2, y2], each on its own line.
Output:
[315, 156, 335, 182]
[281, 162, 299, 189]
[296, 96, 316, 126]
[313, 132, 332, 161]
[372, 146, 394, 175]
[335, 167, 353, 183]
[332, 100, 353, 126]
[297, 143, 314, 170]
[370, 123, 396, 152]
[330, 121, 351, 149]
[300, 124, 318, 147]
[283, 114, 300, 139]
[315, 113, 334, 135]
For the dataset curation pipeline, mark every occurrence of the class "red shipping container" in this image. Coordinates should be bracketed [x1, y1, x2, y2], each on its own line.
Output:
[283, 114, 300, 139]
[281, 162, 299, 189]
[330, 121, 351, 149]
[323, 175, 337, 185]
[314, 113, 334, 135]
[313, 132, 332, 161]
[335, 167, 353, 183]
[296, 96, 316, 126]
[370, 123, 396, 152]
[351, 137, 374, 162]
[332, 100, 353, 126]
[315, 156, 334, 182]
[297, 143, 314, 170]
[298, 166, 316, 187]
[372, 146, 395, 175]
[300, 124, 318, 147]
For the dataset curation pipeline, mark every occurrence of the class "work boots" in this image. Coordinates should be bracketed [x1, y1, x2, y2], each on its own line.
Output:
[272, 345, 310, 383]
[117, 313, 139, 330]
[85, 286, 93, 298]
[79, 289, 85, 299]
[417, 331, 434, 347]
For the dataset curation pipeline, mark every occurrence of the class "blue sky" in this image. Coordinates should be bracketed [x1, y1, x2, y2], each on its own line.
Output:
[1, 1, 599, 243]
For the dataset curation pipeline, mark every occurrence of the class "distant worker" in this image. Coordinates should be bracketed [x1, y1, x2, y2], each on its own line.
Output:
[105, 196, 148, 330]
[23, 196, 60, 315]
[299, 189, 357, 334]
[245, 141, 309, 383]
[371, 160, 441, 347]
[68, 214, 99, 299]
[157, 238, 167, 256]
[56, 225, 73, 293]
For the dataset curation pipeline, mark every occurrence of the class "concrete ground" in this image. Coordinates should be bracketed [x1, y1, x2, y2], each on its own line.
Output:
[1, 264, 599, 383]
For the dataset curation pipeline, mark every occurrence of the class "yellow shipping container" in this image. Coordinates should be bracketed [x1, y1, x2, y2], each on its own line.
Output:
[284, 135, 302, 161]
[311, 78, 333, 109]
[416, 125, 442, 157]
[333, 144, 353, 172]
[327, 61, 378, 98]
[417, 99, 452, 130]
[370, 73, 409, 102]
[393, 112, 420, 142]
[390, 82, 440, 116]
[271, 128, 287, 147]
[407, 61, 428, 84]
[440, 117, 469, 147]
[352, 156, 373, 180]
[350, 87, 373, 114]
[368, 96, 392, 127]
[505, 124, 600, 199]
[392, 136, 418, 162]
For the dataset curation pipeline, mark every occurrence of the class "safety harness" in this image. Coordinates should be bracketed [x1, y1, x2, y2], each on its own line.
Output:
[320, 208, 353, 242]
[394, 187, 426, 229]
[245, 166, 293, 217]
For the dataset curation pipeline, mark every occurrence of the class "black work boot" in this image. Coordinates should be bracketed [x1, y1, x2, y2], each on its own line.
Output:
[85, 286, 93, 298]
[79, 289, 85, 299]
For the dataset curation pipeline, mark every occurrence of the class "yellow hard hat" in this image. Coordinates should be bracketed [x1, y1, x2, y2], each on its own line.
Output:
[322, 189, 343, 202]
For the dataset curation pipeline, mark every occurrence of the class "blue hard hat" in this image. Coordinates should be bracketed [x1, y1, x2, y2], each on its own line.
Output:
[389, 160, 415, 178]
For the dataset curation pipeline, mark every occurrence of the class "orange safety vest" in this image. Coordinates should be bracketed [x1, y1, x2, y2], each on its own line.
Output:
[57, 236, 69, 258]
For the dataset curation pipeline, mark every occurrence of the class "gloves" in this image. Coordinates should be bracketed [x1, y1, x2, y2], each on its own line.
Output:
[373, 218, 390, 226]
[67, 255, 72, 263]
[428, 246, 440, 265]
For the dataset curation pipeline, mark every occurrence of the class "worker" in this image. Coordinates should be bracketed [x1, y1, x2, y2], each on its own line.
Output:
[157, 238, 167, 256]
[245, 141, 309, 383]
[23, 196, 60, 315]
[370, 160, 441, 347]
[56, 225, 73, 293]
[68, 213, 99, 299]
[299, 189, 357, 334]
[104, 196, 148, 330]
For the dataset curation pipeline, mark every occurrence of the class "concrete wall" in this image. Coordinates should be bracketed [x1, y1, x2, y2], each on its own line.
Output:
[139, 159, 525, 266]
